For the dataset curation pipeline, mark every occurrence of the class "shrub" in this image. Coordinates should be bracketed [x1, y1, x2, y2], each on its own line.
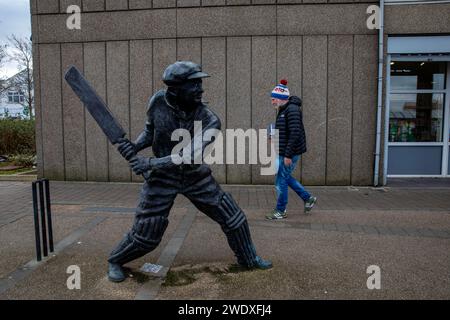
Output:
[9, 154, 36, 167]
[0, 119, 36, 155]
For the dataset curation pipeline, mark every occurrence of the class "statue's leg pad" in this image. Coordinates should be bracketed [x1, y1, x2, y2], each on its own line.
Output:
[108, 215, 169, 266]
[183, 173, 265, 268]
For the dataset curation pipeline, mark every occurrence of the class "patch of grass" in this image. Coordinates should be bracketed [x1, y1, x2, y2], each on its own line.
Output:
[162, 264, 252, 287]
[0, 167, 34, 175]
[124, 267, 157, 284]
[228, 264, 251, 274]
[163, 269, 197, 287]
[0, 156, 35, 175]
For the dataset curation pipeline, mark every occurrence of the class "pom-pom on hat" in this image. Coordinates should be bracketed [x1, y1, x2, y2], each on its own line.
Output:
[271, 79, 290, 100]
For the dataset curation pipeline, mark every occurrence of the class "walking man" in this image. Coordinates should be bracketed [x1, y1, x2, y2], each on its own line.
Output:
[266, 80, 317, 220]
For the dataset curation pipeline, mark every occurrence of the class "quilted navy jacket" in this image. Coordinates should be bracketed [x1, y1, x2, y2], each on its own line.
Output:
[275, 95, 307, 158]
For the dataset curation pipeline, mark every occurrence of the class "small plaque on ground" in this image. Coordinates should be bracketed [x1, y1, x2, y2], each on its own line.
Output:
[141, 263, 163, 274]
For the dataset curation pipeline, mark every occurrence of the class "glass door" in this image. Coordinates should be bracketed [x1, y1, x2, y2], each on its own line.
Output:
[386, 58, 449, 177]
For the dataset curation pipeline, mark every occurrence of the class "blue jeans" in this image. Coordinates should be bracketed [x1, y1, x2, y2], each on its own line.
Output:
[275, 155, 311, 212]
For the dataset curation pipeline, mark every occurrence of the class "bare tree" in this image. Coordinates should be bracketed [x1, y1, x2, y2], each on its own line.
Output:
[7, 35, 33, 119]
[0, 43, 8, 85]
[0, 44, 7, 69]
[0, 43, 10, 106]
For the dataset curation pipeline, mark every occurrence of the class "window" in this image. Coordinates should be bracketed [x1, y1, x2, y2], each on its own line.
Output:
[391, 61, 446, 91]
[385, 0, 449, 3]
[7, 91, 25, 104]
[386, 37, 450, 177]
[389, 93, 444, 142]
[389, 61, 447, 143]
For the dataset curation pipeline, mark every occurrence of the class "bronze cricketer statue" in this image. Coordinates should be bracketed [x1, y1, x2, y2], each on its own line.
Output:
[65, 61, 272, 283]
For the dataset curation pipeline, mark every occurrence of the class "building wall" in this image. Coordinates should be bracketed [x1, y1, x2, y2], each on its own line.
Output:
[0, 99, 25, 118]
[31, 0, 450, 185]
[0, 78, 29, 119]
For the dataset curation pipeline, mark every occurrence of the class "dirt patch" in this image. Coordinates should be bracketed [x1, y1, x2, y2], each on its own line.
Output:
[163, 263, 251, 287]
[126, 267, 160, 284]
[156, 262, 273, 300]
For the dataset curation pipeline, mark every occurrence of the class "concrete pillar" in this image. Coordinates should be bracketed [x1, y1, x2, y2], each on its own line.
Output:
[251, 36, 276, 184]
[302, 36, 327, 185]
[352, 35, 377, 185]
[61, 43, 87, 180]
[202, 37, 227, 183]
[106, 41, 131, 182]
[277, 36, 303, 182]
[130, 40, 153, 182]
[326, 35, 353, 185]
[84, 42, 108, 181]
[39, 44, 64, 179]
[226, 37, 252, 184]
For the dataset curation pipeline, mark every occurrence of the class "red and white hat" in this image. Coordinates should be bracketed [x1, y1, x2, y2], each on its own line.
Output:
[271, 79, 290, 100]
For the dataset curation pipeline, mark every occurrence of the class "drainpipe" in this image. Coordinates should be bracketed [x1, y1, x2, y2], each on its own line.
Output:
[373, 0, 385, 187]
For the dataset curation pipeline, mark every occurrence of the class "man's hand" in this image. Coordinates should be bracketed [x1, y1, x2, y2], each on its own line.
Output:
[117, 138, 137, 161]
[284, 157, 292, 166]
[129, 156, 152, 175]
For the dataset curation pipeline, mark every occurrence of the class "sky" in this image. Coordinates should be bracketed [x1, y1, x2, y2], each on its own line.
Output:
[0, 0, 32, 79]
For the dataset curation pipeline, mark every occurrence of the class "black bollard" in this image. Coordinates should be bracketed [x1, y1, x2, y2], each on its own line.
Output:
[32, 179, 54, 261]
[44, 179, 54, 252]
[32, 182, 42, 261]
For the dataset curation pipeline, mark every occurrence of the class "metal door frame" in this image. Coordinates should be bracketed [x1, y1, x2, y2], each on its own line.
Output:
[383, 56, 450, 182]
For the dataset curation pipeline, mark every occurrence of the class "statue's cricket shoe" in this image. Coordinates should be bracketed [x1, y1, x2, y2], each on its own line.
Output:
[108, 263, 126, 282]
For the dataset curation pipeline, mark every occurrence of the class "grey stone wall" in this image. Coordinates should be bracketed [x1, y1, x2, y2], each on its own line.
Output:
[31, 1, 450, 185]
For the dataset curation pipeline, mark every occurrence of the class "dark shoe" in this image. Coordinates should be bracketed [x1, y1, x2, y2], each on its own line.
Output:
[251, 256, 273, 270]
[108, 262, 126, 282]
[304, 196, 317, 214]
[265, 209, 287, 220]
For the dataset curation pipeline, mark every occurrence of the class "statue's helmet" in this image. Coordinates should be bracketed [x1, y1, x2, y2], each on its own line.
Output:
[162, 61, 209, 86]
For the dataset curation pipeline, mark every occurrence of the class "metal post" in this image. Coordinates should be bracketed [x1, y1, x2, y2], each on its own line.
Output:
[44, 179, 54, 252]
[38, 180, 48, 257]
[373, 0, 385, 187]
[32, 182, 42, 261]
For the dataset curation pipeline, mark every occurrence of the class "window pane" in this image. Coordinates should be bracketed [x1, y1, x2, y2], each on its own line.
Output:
[389, 93, 444, 142]
[390, 61, 446, 91]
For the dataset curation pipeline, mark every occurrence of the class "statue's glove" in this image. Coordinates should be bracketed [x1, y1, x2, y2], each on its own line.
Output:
[117, 138, 137, 161]
[129, 155, 152, 175]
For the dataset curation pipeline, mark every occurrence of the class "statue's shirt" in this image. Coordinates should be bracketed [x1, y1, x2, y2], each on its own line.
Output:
[146, 90, 221, 160]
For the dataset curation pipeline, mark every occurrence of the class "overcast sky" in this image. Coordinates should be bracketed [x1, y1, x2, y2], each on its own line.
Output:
[0, 0, 32, 78]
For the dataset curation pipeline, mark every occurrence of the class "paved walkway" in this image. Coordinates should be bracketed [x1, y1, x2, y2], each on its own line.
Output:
[0, 180, 449, 299]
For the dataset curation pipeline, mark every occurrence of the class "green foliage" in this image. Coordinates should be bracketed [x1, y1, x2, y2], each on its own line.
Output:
[0, 119, 36, 155]
[9, 153, 36, 167]
[22, 106, 30, 118]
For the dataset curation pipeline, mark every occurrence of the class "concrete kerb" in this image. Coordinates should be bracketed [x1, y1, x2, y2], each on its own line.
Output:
[0, 175, 38, 182]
